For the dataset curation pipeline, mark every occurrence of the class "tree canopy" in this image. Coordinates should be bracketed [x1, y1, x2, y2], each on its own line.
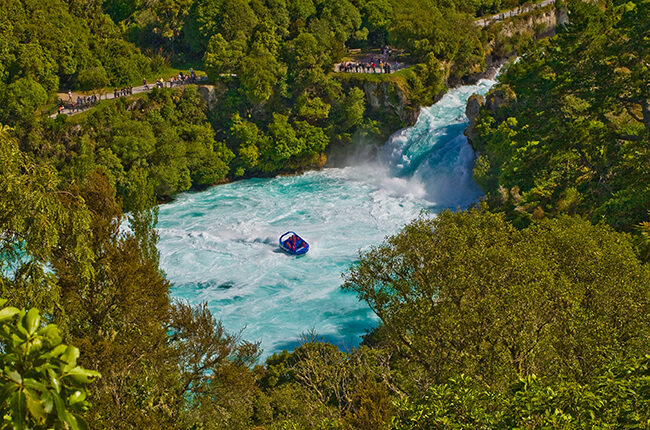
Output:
[344, 208, 650, 388]
[471, 0, 650, 231]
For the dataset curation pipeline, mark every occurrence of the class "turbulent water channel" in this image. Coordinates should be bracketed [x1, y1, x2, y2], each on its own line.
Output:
[157, 78, 496, 359]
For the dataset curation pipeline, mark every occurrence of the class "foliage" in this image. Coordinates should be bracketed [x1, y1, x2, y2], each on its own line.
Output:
[1, 0, 493, 183]
[256, 337, 397, 429]
[0, 126, 259, 429]
[343, 208, 650, 389]
[0, 127, 94, 314]
[77, 65, 109, 96]
[0, 0, 150, 124]
[169, 301, 262, 429]
[0, 300, 100, 429]
[392, 356, 650, 429]
[30, 86, 235, 208]
[471, 0, 650, 231]
[5, 0, 649, 428]
[389, 0, 484, 68]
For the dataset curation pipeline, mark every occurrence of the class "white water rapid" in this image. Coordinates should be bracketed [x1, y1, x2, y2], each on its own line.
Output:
[156, 78, 496, 359]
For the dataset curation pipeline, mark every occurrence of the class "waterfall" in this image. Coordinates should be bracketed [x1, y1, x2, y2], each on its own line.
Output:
[156, 78, 496, 359]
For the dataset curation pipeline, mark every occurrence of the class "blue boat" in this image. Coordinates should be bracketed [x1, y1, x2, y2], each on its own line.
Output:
[279, 231, 309, 255]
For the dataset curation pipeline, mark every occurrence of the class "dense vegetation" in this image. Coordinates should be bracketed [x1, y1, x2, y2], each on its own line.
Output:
[1, 0, 649, 428]
[471, 0, 650, 232]
[0, 0, 507, 209]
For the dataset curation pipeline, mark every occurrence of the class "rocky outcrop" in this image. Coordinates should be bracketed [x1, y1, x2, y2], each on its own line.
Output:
[496, 7, 560, 39]
[485, 86, 516, 112]
[458, 4, 569, 86]
[126, 98, 145, 112]
[465, 94, 485, 147]
[196, 85, 219, 111]
[465, 86, 517, 147]
[361, 80, 419, 126]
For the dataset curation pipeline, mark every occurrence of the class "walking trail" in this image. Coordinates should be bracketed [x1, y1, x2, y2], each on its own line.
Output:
[51, 76, 207, 118]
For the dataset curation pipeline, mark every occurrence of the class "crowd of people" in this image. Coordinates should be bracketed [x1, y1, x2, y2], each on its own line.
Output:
[58, 93, 101, 114]
[335, 46, 400, 74]
[145, 68, 197, 90]
[337, 60, 397, 74]
[113, 85, 134, 98]
[284, 234, 306, 252]
[56, 69, 199, 116]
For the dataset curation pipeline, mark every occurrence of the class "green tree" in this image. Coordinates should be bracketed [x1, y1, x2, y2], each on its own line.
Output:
[230, 113, 269, 174]
[343, 87, 366, 129]
[169, 301, 261, 429]
[264, 113, 305, 166]
[238, 43, 287, 103]
[343, 209, 650, 388]
[150, 0, 194, 54]
[392, 356, 650, 429]
[2, 78, 49, 123]
[0, 127, 93, 315]
[472, 0, 650, 230]
[204, 33, 246, 78]
[285, 32, 330, 92]
[584, 0, 650, 140]
[296, 95, 331, 124]
[77, 64, 109, 98]
[361, 0, 394, 46]
[218, 0, 258, 41]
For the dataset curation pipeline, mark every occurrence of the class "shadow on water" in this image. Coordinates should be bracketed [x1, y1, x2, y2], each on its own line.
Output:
[268, 318, 380, 358]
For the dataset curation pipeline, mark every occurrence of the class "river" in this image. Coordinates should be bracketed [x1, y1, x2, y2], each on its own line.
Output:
[156, 78, 496, 359]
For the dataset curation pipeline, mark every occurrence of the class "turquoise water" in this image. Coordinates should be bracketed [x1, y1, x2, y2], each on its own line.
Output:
[157, 78, 496, 359]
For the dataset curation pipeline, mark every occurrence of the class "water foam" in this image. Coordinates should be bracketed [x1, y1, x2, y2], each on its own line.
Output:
[157, 78, 496, 359]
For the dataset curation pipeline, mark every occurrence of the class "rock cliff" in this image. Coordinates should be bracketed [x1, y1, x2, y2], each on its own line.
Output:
[360, 80, 420, 127]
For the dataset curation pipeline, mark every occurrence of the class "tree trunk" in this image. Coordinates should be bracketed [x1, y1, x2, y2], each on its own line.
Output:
[642, 99, 650, 140]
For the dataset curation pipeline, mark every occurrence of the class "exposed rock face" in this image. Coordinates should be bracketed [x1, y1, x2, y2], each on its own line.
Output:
[196, 85, 219, 111]
[465, 85, 517, 148]
[126, 98, 144, 112]
[486, 89, 506, 112]
[361, 81, 419, 126]
[465, 94, 485, 147]
[497, 8, 560, 39]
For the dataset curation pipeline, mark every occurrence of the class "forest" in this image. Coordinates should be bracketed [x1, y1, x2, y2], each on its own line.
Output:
[1, 0, 649, 428]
